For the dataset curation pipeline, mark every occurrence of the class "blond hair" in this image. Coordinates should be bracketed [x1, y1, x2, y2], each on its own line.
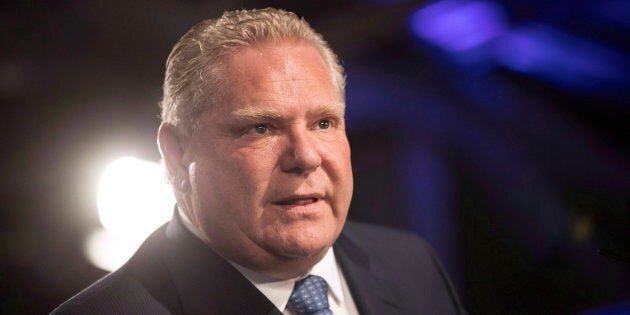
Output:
[159, 8, 346, 134]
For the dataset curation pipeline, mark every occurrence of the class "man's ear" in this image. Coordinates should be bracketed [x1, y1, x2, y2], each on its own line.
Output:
[157, 123, 190, 192]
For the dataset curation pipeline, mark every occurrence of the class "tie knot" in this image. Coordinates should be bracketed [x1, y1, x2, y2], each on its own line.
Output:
[287, 275, 333, 315]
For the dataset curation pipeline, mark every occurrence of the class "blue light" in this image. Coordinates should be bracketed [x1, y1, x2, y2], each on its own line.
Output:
[494, 24, 629, 90]
[408, 0, 630, 94]
[409, 0, 507, 52]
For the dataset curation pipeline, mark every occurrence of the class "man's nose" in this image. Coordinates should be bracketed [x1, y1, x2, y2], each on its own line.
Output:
[280, 130, 322, 175]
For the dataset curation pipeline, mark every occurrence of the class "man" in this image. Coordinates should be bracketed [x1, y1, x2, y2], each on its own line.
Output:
[53, 8, 465, 315]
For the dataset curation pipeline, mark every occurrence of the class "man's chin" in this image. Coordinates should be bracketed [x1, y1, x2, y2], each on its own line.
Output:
[258, 220, 342, 261]
[265, 238, 332, 261]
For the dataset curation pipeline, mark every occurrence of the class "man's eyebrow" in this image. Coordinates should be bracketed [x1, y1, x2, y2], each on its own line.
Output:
[310, 103, 346, 117]
[230, 103, 346, 120]
[230, 108, 283, 121]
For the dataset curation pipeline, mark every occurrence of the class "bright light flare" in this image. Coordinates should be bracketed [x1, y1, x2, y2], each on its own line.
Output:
[97, 157, 174, 238]
[85, 156, 175, 271]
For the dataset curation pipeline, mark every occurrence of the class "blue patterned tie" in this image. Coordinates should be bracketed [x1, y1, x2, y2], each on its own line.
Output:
[287, 275, 334, 315]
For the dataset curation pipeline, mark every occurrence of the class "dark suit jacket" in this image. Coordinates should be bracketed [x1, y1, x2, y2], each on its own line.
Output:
[52, 213, 466, 314]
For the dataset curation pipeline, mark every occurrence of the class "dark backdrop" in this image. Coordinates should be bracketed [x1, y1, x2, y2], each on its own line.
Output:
[1, 0, 628, 314]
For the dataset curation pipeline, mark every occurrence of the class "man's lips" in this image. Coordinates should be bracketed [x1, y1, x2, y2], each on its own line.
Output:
[273, 194, 323, 206]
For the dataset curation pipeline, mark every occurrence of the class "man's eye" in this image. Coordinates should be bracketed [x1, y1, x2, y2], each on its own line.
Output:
[318, 119, 331, 130]
[253, 124, 269, 134]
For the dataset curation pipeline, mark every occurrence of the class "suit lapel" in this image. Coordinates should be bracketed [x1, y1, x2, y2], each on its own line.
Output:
[145, 213, 405, 314]
[334, 228, 405, 315]
[162, 213, 282, 315]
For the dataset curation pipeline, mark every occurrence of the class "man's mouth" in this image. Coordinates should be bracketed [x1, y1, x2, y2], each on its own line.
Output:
[273, 195, 322, 206]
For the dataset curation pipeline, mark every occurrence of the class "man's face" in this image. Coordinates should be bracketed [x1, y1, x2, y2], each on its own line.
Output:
[181, 40, 353, 270]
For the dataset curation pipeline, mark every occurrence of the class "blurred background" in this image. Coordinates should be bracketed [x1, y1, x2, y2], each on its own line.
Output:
[1, 0, 629, 314]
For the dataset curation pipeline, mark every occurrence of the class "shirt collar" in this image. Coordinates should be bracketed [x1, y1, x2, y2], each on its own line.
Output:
[230, 248, 344, 312]
[310, 248, 345, 306]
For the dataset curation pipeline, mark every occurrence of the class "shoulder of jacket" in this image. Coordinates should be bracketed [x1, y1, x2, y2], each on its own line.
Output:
[51, 270, 171, 314]
[342, 220, 428, 246]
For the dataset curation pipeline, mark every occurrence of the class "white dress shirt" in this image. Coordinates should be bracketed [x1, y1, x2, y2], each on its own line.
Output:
[178, 207, 359, 314]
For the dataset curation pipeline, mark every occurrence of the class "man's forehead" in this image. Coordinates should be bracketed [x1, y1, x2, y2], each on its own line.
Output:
[224, 40, 332, 83]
